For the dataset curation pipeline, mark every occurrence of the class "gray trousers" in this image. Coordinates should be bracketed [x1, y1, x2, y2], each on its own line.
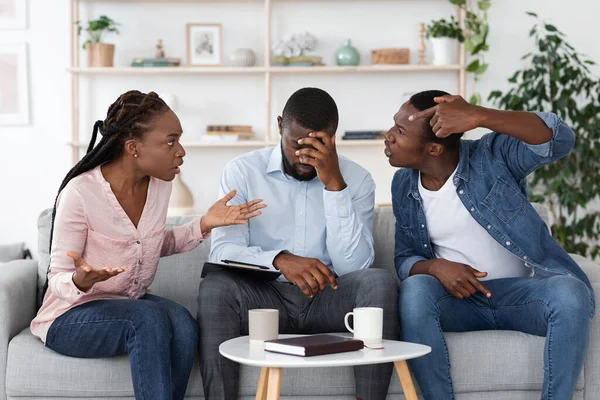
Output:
[197, 268, 399, 400]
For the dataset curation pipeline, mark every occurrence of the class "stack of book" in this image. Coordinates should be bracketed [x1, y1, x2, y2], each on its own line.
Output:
[342, 131, 386, 140]
[273, 56, 324, 67]
[131, 58, 182, 67]
[202, 125, 255, 142]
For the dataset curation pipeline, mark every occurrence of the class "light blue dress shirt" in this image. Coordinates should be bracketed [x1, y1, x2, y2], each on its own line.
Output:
[209, 144, 376, 278]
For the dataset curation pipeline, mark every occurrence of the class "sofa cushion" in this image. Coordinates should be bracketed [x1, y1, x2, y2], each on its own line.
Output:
[0, 242, 26, 263]
[6, 328, 583, 398]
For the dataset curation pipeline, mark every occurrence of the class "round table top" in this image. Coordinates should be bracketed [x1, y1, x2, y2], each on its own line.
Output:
[219, 334, 431, 368]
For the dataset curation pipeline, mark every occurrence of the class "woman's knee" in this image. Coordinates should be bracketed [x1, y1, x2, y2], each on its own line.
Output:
[168, 303, 199, 345]
[133, 301, 171, 334]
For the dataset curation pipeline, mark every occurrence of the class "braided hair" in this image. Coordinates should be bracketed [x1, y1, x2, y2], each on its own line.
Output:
[281, 87, 339, 134]
[40, 90, 169, 303]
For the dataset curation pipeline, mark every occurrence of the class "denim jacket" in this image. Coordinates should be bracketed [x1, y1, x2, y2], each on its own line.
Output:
[391, 112, 595, 308]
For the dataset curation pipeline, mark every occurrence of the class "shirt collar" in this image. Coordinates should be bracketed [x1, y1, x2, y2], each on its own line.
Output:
[266, 143, 284, 175]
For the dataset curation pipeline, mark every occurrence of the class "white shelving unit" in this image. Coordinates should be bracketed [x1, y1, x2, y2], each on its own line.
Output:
[68, 0, 466, 164]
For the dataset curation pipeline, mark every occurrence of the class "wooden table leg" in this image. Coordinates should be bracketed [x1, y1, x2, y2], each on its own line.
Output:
[255, 367, 269, 400]
[394, 360, 418, 400]
[266, 367, 282, 400]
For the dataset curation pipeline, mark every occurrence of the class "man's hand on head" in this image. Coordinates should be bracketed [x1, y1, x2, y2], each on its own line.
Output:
[408, 95, 485, 138]
[296, 131, 347, 191]
[273, 252, 338, 298]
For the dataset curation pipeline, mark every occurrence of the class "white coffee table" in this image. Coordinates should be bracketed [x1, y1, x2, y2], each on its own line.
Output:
[219, 334, 431, 400]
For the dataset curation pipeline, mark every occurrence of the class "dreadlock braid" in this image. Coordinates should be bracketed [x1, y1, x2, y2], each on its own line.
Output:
[40, 90, 168, 305]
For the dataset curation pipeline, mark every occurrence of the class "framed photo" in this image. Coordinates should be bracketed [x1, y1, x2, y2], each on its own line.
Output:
[186, 23, 222, 66]
[0, 0, 27, 29]
[0, 44, 29, 125]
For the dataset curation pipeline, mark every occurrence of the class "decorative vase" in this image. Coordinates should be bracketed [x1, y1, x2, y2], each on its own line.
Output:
[336, 39, 360, 66]
[168, 174, 195, 216]
[86, 42, 115, 67]
[230, 48, 257, 67]
[430, 38, 458, 65]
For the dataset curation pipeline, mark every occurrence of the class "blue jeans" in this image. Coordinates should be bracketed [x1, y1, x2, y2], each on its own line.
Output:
[399, 275, 593, 400]
[46, 294, 199, 400]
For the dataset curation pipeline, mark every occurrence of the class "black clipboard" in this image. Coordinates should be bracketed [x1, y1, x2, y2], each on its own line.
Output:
[201, 260, 282, 280]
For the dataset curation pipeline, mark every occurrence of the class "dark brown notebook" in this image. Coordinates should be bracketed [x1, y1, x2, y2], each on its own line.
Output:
[264, 334, 364, 357]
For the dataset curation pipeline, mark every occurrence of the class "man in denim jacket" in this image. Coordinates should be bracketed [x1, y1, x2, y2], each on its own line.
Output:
[386, 90, 595, 400]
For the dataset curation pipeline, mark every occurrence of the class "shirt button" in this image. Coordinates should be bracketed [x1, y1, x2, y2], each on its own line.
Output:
[138, 260, 142, 265]
[470, 207, 475, 212]
[523, 256, 528, 260]
[544, 267, 549, 271]
[421, 224, 425, 228]
[76, 291, 81, 295]
[459, 190, 464, 195]
[487, 225, 492, 229]
[134, 279, 139, 284]
[506, 241, 511, 246]
[423, 244, 428, 248]
[298, 211, 303, 216]
[136, 240, 140, 244]
[340, 197, 345, 203]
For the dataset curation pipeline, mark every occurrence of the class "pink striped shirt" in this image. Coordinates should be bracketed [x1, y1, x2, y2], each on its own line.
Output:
[31, 165, 208, 343]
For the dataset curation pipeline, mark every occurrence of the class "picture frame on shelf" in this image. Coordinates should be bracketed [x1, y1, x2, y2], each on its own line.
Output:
[0, 43, 29, 125]
[0, 0, 27, 29]
[186, 23, 223, 66]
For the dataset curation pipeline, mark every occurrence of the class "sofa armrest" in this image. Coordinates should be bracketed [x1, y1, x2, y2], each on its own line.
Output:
[569, 254, 600, 400]
[0, 260, 37, 400]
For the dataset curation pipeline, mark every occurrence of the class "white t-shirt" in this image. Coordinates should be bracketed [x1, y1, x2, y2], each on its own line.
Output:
[418, 169, 532, 281]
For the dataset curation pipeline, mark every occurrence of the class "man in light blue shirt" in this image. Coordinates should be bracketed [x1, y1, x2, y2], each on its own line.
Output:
[197, 88, 399, 400]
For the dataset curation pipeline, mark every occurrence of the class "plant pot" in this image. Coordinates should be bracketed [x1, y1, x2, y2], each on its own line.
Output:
[86, 43, 115, 67]
[430, 38, 458, 65]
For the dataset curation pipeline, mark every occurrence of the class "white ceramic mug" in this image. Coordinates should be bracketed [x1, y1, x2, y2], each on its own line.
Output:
[344, 307, 383, 345]
[248, 309, 279, 344]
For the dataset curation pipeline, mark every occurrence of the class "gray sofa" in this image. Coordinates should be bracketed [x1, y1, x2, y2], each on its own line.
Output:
[1, 205, 598, 399]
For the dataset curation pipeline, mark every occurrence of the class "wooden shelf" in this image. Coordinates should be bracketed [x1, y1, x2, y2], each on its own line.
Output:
[68, 67, 268, 75]
[70, 140, 274, 149]
[270, 65, 462, 74]
[69, 139, 384, 149]
[68, 65, 462, 75]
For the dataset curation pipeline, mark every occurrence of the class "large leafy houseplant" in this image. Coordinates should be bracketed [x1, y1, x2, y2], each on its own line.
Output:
[489, 13, 600, 258]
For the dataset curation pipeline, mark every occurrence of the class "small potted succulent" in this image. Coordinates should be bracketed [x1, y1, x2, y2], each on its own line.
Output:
[76, 15, 119, 67]
[426, 16, 464, 65]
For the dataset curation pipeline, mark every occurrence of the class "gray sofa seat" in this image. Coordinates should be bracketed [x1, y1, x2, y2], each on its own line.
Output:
[1, 206, 597, 399]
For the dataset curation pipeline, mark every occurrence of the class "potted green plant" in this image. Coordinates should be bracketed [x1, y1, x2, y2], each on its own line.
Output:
[489, 12, 600, 258]
[76, 15, 119, 67]
[426, 16, 464, 65]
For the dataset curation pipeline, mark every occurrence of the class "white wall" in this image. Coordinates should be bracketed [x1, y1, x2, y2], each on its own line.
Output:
[2, 0, 599, 256]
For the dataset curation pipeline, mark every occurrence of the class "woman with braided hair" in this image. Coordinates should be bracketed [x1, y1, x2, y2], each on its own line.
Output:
[31, 90, 266, 400]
